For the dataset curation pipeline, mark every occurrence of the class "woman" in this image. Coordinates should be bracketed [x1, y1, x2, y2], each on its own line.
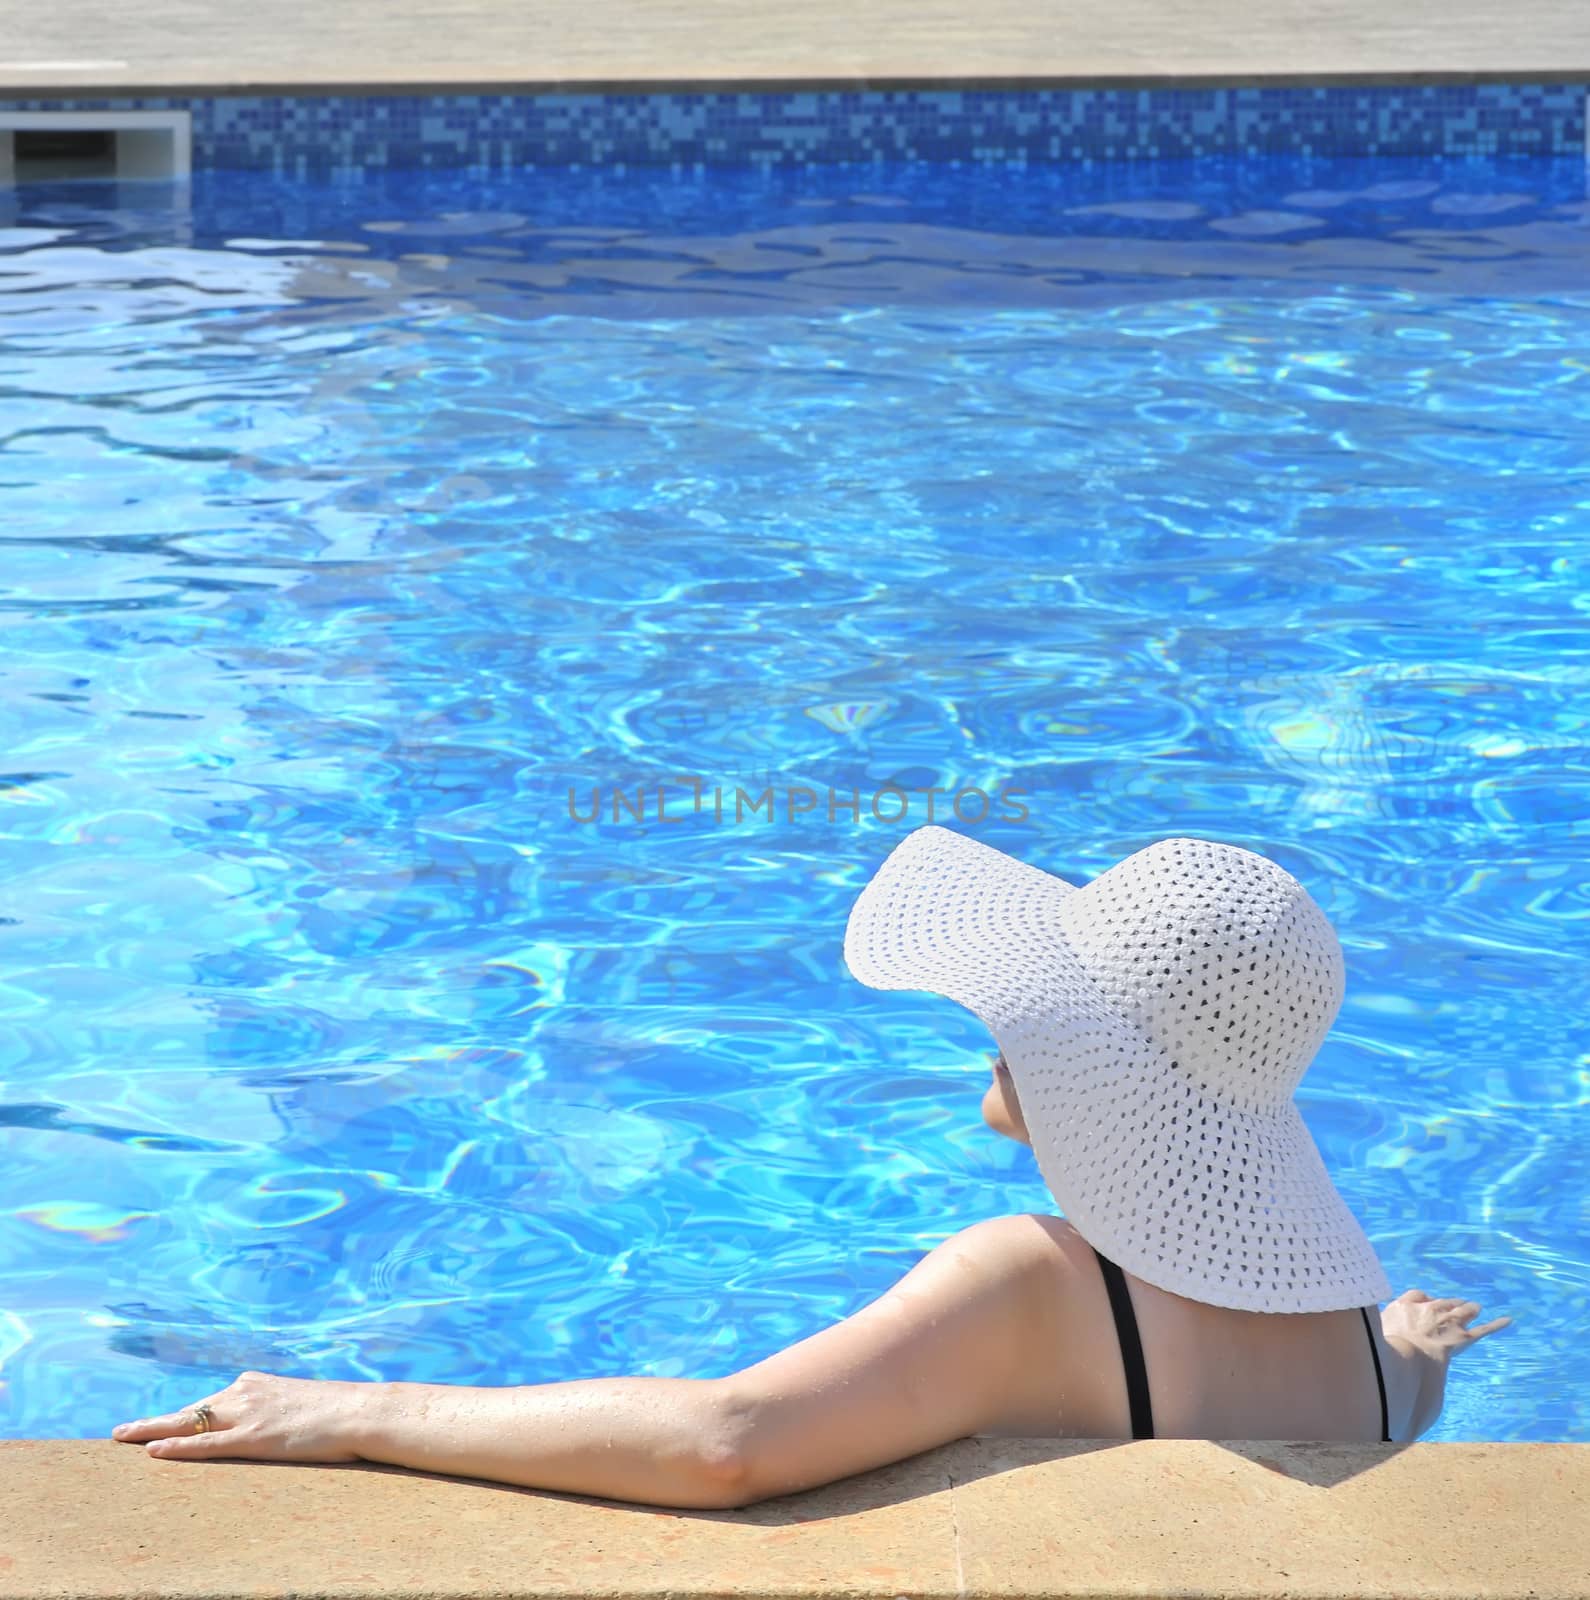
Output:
[111, 826, 1511, 1510]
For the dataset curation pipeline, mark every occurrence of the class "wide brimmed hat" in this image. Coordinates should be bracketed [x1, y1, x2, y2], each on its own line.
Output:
[844, 825, 1392, 1314]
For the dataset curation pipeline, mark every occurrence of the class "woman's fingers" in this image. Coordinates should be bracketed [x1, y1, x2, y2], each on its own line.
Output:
[111, 1394, 229, 1442]
[110, 1371, 365, 1465]
[112, 1413, 169, 1439]
[1443, 1304, 1512, 1342]
[141, 1426, 251, 1460]
[1391, 1292, 1512, 1345]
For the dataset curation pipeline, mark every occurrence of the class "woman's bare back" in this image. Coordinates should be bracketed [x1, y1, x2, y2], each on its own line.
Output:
[978, 1215, 1429, 1444]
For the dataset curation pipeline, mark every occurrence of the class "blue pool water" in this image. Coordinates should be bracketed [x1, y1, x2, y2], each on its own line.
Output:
[1, 153, 1585, 1448]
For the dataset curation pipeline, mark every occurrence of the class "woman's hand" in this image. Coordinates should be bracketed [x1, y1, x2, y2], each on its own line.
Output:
[1381, 1289, 1512, 1362]
[110, 1370, 376, 1463]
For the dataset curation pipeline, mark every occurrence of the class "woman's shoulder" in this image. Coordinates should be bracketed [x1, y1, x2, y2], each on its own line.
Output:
[992, 1211, 1093, 1262]
[941, 1212, 1076, 1266]
[931, 1214, 1091, 1318]
[964, 1212, 1096, 1290]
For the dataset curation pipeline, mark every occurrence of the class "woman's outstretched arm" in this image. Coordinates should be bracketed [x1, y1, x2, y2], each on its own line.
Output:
[114, 1213, 1043, 1509]
[351, 1375, 749, 1509]
[113, 1368, 749, 1512]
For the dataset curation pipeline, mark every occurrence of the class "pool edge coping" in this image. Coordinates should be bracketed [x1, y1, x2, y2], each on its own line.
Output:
[4, 67, 1590, 97]
[4, 1436, 1587, 1599]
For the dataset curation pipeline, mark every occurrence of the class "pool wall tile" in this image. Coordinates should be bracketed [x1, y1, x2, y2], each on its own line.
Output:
[0, 82, 1584, 170]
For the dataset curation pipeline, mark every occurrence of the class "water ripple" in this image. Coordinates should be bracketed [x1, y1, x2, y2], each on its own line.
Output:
[1, 151, 1583, 1445]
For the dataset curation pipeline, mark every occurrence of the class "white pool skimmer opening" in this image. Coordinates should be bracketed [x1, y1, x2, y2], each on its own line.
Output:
[0, 109, 191, 185]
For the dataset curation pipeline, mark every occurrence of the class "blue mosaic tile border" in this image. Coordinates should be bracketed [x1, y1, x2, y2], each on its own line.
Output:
[1, 83, 1584, 171]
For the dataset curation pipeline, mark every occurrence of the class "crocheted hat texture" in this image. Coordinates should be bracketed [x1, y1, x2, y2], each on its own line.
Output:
[844, 825, 1392, 1314]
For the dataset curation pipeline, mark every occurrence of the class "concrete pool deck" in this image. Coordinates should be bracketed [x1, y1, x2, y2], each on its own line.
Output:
[0, 0, 1587, 94]
[4, 1434, 1587, 1600]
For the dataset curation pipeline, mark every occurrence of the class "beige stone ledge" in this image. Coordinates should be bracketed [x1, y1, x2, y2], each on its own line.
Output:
[2, 1436, 1586, 1600]
[0, 0, 1588, 96]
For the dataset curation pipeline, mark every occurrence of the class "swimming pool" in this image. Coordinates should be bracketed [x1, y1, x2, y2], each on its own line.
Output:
[1, 151, 1583, 1446]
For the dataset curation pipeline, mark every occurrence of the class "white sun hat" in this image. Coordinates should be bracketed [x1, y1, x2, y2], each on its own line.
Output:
[843, 824, 1392, 1315]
